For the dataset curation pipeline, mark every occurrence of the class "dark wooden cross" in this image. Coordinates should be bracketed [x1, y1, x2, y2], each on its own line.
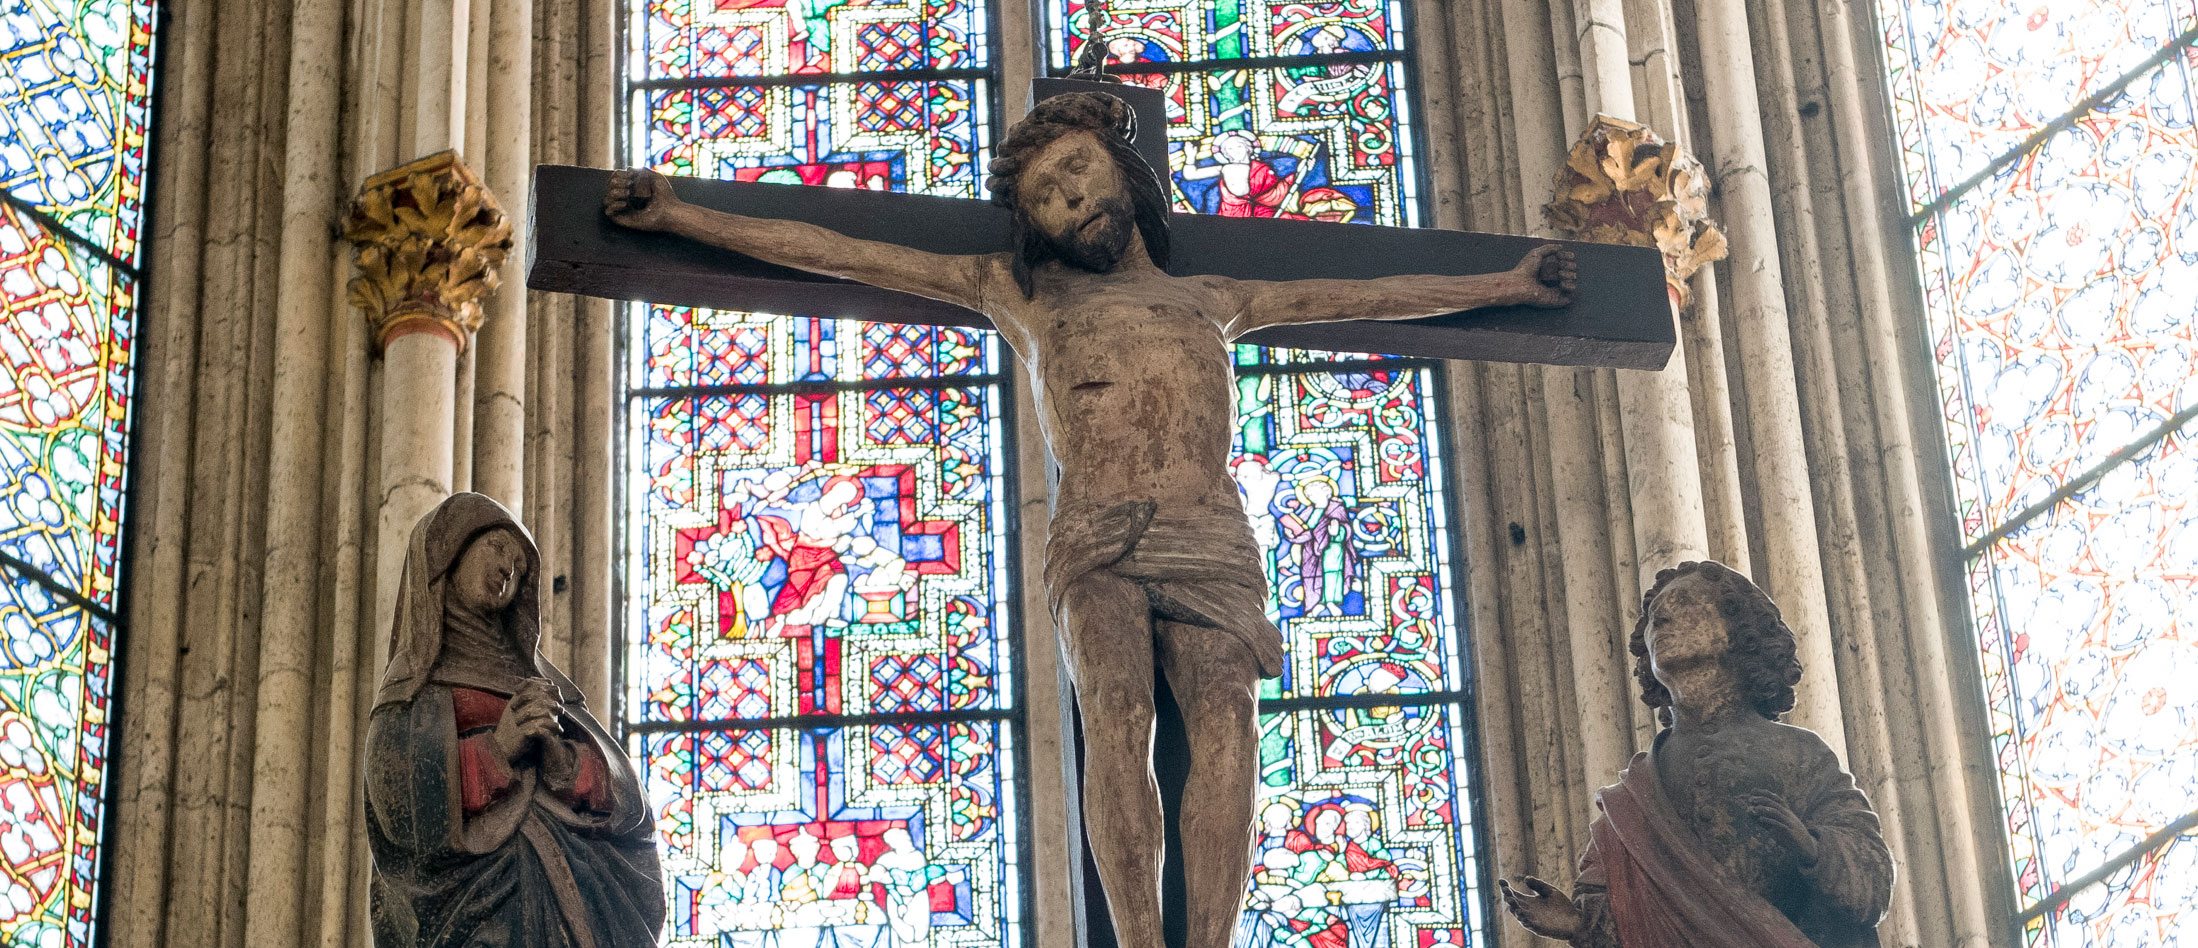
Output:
[524, 78, 1672, 948]
[527, 80, 1673, 370]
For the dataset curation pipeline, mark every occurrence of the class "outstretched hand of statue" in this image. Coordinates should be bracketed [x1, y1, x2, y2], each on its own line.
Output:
[1499, 876, 1583, 940]
[1513, 244, 1578, 309]
[493, 679, 563, 764]
[605, 168, 684, 232]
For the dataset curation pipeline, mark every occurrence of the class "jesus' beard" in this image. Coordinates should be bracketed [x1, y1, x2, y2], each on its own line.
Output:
[1044, 200, 1136, 273]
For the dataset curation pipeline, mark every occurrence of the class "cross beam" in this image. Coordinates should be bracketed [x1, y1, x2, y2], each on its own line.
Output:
[526, 165, 1674, 369]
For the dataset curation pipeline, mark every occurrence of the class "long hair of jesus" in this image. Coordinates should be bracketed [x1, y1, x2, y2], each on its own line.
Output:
[985, 91, 1173, 298]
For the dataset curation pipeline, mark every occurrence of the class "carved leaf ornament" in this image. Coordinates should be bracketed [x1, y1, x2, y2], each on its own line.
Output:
[345, 151, 513, 353]
[1545, 115, 1727, 310]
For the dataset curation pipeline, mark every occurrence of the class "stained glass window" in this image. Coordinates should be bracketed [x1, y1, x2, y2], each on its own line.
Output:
[622, 4, 1023, 948]
[0, 0, 157, 945]
[1232, 353, 1486, 948]
[1878, 1, 2198, 943]
[1040, 4, 1481, 945]
[1049, 0, 1422, 227]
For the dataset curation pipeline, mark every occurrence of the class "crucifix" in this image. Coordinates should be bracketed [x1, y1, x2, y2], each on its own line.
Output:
[529, 77, 1669, 948]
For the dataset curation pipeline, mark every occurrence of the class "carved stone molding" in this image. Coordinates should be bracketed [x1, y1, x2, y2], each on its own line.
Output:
[1545, 115, 1728, 310]
[344, 150, 513, 353]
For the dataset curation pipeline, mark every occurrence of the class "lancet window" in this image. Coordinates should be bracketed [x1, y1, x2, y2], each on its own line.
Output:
[1047, 3, 1489, 947]
[1877, 3, 2198, 942]
[0, 1, 160, 945]
[623, 4, 1023, 948]
[619, 1, 1485, 946]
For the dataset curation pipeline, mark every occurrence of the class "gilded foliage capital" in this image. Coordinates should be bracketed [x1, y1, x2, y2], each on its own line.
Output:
[344, 151, 512, 354]
[1544, 115, 1727, 310]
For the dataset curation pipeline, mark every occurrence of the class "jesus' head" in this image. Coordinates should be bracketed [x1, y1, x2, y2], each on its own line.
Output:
[985, 91, 1173, 296]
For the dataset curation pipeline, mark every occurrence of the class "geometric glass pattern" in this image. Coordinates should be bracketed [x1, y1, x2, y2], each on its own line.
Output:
[0, 1, 157, 946]
[1049, 0, 1423, 227]
[1879, 2, 2198, 943]
[623, 4, 1020, 948]
[630, 0, 993, 196]
[0, 0, 157, 264]
[622, 313, 1024, 948]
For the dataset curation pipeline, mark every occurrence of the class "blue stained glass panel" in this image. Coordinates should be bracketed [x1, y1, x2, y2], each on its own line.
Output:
[0, 0, 157, 263]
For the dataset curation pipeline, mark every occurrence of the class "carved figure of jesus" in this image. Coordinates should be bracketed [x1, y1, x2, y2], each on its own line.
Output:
[604, 91, 1576, 948]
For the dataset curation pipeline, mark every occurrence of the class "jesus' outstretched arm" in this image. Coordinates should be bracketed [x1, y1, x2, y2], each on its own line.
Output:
[603, 168, 992, 312]
[1221, 243, 1578, 340]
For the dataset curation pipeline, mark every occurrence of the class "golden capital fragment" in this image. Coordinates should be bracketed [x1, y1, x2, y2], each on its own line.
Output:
[1544, 115, 1728, 311]
[344, 151, 513, 354]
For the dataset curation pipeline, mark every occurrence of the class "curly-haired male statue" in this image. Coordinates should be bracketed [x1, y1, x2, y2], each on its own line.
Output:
[605, 91, 1576, 948]
[1499, 561, 1895, 948]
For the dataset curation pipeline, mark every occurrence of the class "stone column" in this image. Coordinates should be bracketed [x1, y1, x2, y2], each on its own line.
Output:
[1542, 113, 1728, 811]
[344, 151, 512, 649]
[1689, 0, 1846, 756]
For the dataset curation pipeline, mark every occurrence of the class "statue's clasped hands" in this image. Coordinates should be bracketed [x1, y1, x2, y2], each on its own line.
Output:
[1746, 789, 1821, 866]
[493, 678, 565, 765]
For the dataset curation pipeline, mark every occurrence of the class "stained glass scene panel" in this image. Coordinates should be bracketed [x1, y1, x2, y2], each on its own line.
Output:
[1231, 365, 1461, 701]
[1052, 0, 1406, 69]
[1875, 0, 2197, 210]
[0, 0, 157, 263]
[636, 722, 1021, 948]
[1963, 423, 2197, 909]
[0, 203, 135, 609]
[637, 78, 988, 198]
[634, 307, 998, 390]
[0, 565, 113, 948]
[638, 0, 990, 79]
[1914, 60, 2198, 541]
[1243, 704, 1481, 948]
[626, 372, 1009, 723]
[1113, 61, 1418, 226]
[2034, 830, 2194, 948]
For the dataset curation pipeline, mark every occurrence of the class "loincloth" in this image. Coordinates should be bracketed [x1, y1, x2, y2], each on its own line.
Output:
[1043, 500, 1285, 678]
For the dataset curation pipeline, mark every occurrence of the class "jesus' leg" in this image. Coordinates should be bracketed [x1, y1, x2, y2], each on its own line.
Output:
[1155, 621, 1264, 948]
[1060, 571, 1165, 948]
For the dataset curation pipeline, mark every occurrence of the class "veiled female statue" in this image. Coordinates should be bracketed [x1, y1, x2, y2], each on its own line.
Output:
[367, 492, 665, 947]
[1500, 560, 1894, 948]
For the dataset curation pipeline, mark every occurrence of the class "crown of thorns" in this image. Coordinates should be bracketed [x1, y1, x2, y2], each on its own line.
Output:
[984, 92, 1142, 209]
